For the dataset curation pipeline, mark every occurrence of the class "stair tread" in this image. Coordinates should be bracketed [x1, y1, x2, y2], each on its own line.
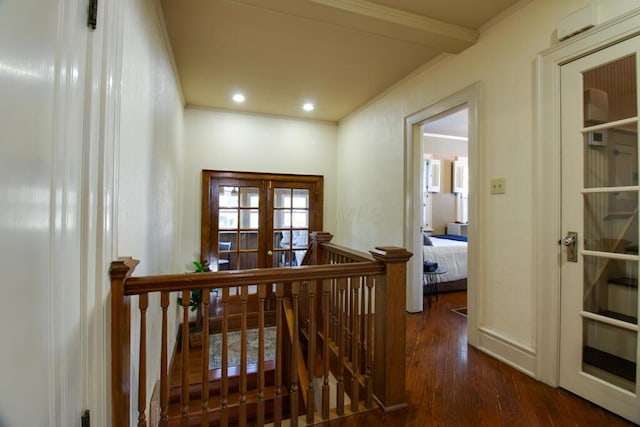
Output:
[171, 359, 276, 388]
[607, 277, 638, 288]
[167, 384, 290, 417]
[583, 346, 636, 382]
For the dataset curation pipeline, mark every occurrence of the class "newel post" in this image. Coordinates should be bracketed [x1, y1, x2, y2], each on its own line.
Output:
[369, 246, 412, 411]
[310, 231, 333, 265]
[110, 257, 139, 427]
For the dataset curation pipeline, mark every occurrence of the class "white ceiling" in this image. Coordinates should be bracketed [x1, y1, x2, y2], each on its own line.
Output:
[423, 106, 468, 139]
[160, 0, 522, 122]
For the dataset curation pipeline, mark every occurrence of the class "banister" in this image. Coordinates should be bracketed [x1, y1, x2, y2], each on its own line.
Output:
[370, 246, 412, 411]
[122, 262, 383, 295]
[109, 257, 140, 427]
[318, 243, 374, 262]
[110, 236, 411, 425]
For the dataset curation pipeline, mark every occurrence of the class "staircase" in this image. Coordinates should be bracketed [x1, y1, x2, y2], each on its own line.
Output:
[165, 360, 290, 425]
[584, 275, 638, 385]
[163, 293, 293, 426]
[110, 232, 412, 426]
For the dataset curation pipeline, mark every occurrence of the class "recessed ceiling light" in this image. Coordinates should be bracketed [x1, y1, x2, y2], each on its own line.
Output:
[232, 93, 245, 103]
[302, 102, 314, 112]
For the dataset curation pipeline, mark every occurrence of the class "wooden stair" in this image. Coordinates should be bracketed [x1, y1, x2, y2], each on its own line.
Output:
[166, 348, 293, 425]
[163, 292, 299, 426]
[166, 386, 290, 426]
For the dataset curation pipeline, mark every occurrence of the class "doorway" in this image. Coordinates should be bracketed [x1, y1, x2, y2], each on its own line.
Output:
[537, 9, 640, 425]
[404, 84, 479, 347]
[558, 36, 639, 422]
[201, 170, 324, 271]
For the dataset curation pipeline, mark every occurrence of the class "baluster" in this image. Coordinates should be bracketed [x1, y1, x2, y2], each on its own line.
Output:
[160, 291, 170, 425]
[221, 287, 229, 427]
[331, 278, 338, 343]
[346, 277, 352, 360]
[274, 282, 284, 426]
[180, 290, 191, 418]
[301, 282, 308, 336]
[201, 288, 210, 426]
[306, 280, 317, 424]
[239, 284, 248, 426]
[365, 277, 374, 409]
[336, 277, 346, 416]
[322, 279, 331, 420]
[350, 277, 360, 412]
[257, 284, 266, 426]
[290, 281, 300, 427]
[360, 276, 367, 372]
[138, 293, 148, 427]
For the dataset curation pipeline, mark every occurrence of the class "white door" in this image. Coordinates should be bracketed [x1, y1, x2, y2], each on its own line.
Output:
[560, 36, 640, 423]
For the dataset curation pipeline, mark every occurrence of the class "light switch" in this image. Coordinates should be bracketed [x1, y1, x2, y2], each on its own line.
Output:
[490, 177, 506, 195]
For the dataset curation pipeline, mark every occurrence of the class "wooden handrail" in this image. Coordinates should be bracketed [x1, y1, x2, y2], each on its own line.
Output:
[122, 263, 384, 294]
[110, 233, 411, 426]
[318, 243, 374, 262]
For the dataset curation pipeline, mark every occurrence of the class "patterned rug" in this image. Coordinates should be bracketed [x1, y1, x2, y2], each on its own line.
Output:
[209, 326, 276, 370]
[452, 307, 467, 317]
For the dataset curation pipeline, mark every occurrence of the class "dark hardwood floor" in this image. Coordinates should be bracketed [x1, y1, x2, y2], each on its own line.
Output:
[320, 291, 636, 427]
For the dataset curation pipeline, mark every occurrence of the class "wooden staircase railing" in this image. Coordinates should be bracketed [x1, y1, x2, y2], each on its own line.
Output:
[110, 232, 411, 426]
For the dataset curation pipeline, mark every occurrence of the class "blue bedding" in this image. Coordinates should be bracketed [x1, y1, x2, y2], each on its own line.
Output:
[431, 234, 467, 242]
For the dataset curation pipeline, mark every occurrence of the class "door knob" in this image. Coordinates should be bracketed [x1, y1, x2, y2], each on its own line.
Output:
[562, 231, 578, 262]
[267, 250, 273, 256]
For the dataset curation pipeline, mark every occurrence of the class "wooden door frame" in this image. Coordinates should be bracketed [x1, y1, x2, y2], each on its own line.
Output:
[535, 7, 640, 387]
[201, 170, 324, 269]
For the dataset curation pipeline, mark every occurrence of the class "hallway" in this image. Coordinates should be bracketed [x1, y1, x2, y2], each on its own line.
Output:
[321, 291, 634, 426]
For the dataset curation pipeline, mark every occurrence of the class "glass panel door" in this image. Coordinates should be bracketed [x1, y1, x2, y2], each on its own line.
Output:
[201, 171, 323, 270]
[218, 185, 261, 270]
[206, 178, 264, 271]
[272, 187, 311, 267]
[560, 36, 640, 423]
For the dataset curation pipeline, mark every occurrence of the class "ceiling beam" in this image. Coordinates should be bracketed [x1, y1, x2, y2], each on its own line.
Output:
[230, 0, 478, 53]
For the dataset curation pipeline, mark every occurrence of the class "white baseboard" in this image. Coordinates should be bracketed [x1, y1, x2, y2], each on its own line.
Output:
[477, 327, 537, 378]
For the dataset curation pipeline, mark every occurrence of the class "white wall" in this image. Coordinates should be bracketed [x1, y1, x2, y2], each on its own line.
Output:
[181, 109, 338, 265]
[0, 0, 87, 425]
[118, 0, 184, 423]
[336, 0, 639, 367]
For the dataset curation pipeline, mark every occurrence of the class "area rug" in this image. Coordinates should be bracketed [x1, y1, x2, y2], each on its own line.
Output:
[452, 307, 467, 317]
[209, 326, 276, 370]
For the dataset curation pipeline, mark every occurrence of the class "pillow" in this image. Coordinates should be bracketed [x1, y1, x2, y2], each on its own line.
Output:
[423, 232, 433, 246]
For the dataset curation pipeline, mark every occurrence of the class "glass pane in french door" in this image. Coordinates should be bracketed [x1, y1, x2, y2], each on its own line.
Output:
[272, 187, 310, 267]
[218, 185, 260, 270]
[580, 53, 638, 392]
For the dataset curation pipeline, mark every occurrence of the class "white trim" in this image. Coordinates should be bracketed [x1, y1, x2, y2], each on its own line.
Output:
[403, 83, 480, 348]
[49, 0, 90, 424]
[81, 0, 124, 425]
[307, 0, 477, 44]
[535, 7, 640, 387]
[478, 327, 537, 378]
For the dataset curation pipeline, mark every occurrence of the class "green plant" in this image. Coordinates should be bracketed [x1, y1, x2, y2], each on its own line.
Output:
[178, 261, 208, 312]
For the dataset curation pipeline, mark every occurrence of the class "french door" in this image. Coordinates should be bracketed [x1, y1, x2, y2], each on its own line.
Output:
[201, 171, 323, 271]
[560, 36, 640, 423]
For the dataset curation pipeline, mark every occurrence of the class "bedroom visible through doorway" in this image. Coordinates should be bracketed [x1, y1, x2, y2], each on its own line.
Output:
[404, 83, 479, 346]
[422, 106, 469, 312]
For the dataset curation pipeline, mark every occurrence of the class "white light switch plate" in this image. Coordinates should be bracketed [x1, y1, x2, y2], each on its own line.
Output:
[491, 178, 506, 195]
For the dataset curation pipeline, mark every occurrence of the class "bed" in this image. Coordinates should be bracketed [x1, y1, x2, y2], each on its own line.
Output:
[423, 234, 468, 293]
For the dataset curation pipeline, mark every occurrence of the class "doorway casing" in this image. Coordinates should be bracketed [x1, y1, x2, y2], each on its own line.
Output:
[403, 83, 480, 348]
